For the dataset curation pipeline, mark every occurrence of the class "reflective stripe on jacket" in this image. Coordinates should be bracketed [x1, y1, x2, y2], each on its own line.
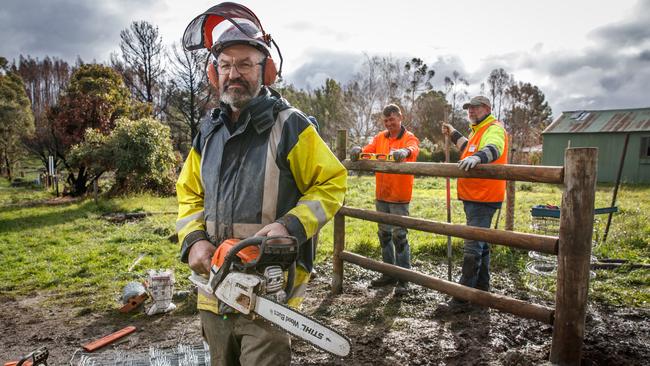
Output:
[457, 115, 508, 203]
[176, 87, 347, 313]
[363, 126, 420, 203]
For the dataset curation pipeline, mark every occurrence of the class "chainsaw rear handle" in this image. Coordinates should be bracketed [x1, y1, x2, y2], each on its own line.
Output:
[14, 347, 48, 366]
[211, 236, 298, 296]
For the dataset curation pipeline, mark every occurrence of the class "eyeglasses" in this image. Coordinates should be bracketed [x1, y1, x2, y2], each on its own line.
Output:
[216, 60, 264, 75]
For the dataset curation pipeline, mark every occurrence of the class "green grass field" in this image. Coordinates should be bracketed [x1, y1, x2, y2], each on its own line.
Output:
[0, 175, 648, 314]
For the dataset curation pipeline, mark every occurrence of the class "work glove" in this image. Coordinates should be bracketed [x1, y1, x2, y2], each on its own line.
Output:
[349, 146, 362, 161]
[458, 155, 481, 171]
[442, 123, 456, 137]
[391, 148, 410, 162]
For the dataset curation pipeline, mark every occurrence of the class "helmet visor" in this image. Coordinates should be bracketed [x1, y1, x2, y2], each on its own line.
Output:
[182, 3, 267, 51]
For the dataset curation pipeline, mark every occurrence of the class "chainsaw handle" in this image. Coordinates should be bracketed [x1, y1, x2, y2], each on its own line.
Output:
[211, 236, 298, 291]
[241, 235, 298, 269]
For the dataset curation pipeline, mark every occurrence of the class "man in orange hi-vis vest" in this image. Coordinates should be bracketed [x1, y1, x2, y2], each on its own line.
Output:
[349, 104, 420, 296]
[441, 95, 508, 309]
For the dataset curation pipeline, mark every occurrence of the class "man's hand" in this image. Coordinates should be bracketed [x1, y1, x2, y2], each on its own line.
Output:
[441, 123, 456, 137]
[391, 148, 410, 162]
[458, 155, 481, 171]
[349, 146, 362, 161]
[188, 240, 216, 275]
[255, 222, 290, 237]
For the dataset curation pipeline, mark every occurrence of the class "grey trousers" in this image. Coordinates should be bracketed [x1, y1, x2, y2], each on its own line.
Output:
[200, 310, 291, 366]
[375, 200, 411, 270]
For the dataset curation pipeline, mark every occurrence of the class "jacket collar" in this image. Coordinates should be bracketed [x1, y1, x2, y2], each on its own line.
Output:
[211, 86, 291, 134]
[470, 114, 496, 134]
[384, 125, 406, 139]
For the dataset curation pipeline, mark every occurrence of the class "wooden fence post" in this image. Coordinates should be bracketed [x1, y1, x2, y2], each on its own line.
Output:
[332, 129, 348, 294]
[550, 147, 598, 365]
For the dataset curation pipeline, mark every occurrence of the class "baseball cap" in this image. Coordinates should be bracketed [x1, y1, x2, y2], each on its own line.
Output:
[462, 96, 491, 110]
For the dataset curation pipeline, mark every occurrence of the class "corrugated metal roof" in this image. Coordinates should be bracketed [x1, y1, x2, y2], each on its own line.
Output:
[542, 107, 650, 134]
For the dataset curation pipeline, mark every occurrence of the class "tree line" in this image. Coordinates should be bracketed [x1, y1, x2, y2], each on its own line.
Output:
[0, 20, 553, 196]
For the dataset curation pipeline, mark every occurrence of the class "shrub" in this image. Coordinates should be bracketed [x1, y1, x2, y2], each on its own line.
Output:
[70, 117, 177, 195]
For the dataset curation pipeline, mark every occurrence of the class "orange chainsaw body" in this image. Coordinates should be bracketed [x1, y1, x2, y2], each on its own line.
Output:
[211, 239, 260, 267]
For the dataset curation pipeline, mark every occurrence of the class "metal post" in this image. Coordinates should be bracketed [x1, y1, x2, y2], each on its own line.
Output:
[550, 147, 598, 365]
[603, 133, 629, 243]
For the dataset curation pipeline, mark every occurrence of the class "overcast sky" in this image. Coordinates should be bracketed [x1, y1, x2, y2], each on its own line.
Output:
[2, 0, 649, 117]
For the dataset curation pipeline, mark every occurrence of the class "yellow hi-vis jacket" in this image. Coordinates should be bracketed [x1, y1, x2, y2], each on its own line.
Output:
[176, 87, 347, 313]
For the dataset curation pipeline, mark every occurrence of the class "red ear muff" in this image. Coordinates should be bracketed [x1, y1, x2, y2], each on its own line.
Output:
[263, 56, 278, 86]
[206, 61, 219, 89]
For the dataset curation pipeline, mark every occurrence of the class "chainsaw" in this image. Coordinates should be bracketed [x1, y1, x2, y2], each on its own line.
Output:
[189, 236, 350, 357]
[4, 347, 48, 366]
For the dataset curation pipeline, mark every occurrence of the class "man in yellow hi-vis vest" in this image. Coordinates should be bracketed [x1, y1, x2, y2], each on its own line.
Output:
[176, 3, 347, 364]
[441, 95, 508, 309]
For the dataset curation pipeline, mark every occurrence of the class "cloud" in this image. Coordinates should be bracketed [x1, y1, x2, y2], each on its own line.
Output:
[590, 0, 650, 47]
[0, 0, 156, 63]
[284, 50, 364, 90]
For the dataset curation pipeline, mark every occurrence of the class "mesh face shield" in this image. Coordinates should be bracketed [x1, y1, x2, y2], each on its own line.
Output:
[182, 2, 270, 54]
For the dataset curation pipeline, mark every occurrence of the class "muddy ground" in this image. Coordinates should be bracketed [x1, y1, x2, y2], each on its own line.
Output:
[1, 261, 648, 365]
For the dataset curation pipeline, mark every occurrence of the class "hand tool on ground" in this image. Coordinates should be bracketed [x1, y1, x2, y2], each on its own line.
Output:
[82, 326, 137, 352]
[189, 236, 350, 357]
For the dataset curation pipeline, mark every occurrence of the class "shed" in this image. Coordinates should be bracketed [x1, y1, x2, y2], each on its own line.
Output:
[541, 107, 650, 183]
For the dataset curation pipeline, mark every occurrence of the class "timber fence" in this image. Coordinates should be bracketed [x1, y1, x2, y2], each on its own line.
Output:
[331, 130, 598, 366]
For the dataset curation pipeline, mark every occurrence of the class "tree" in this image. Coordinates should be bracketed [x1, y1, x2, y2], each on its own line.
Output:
[486, 68, 513, 120]
[410, 90, 448, 144]
[70, 117, 177, 195]
[14, 55, 72, 174]
[402, 58, 435, 123]
[115, 21, 165, 114]
[167, 43, 213, 154]
[443, 70, 469, 126]
[310, 78, 352, 144]
[49, 64, 133, 195]
[504, 81, 553, 160]
[344, 55, 384, 145]
[0, 57, 34, 179]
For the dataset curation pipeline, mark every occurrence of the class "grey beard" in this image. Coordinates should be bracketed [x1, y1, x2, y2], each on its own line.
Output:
[220, 76, 263, 110]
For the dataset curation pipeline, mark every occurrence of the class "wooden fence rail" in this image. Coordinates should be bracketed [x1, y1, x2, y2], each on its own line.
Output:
[340, 251, 555, 324]
[339, 206, 558, 254]
[343, 160, 564, 184]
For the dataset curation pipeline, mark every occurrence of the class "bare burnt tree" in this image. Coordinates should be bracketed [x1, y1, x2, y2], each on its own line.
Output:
[14, 55, 72, 171]
[377, 56, 404, 107]
[443, 70, 469, 127]
[486, 68, 513, 120]
[167, 43, 213, 153]
[403, 58, 435, 123]
[117, 21, 165, 114]
[504, 81, 553, 160]
[344, 55, 383, 145]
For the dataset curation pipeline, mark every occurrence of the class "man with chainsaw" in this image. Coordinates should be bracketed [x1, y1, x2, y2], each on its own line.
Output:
[175, 3, 347, 365]
[441, 95, 508, 308]
[349, 104, 420, 296]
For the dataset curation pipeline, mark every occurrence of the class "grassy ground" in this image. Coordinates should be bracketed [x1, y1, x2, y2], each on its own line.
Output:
[0, 175, 648, 314]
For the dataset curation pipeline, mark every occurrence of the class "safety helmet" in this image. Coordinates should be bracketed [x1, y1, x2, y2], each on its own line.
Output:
[182, 2, 282, 85]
